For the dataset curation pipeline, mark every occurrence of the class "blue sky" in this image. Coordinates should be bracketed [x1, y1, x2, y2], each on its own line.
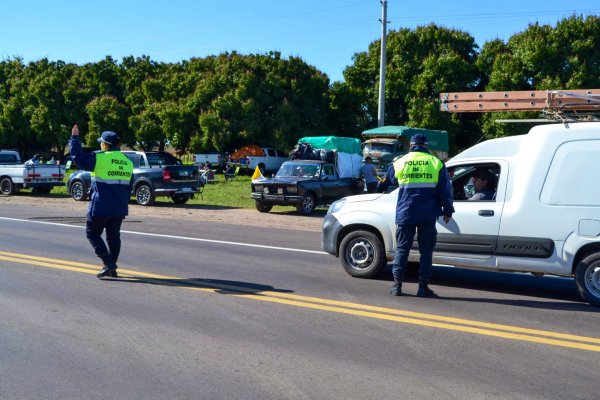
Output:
[1, 0, 598, 82]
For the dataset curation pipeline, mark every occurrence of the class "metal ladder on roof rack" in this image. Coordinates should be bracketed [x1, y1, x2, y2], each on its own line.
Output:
[439, 89, 600, 122]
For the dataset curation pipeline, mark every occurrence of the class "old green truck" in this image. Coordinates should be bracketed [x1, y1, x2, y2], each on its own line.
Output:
[361, 125, 449, 177]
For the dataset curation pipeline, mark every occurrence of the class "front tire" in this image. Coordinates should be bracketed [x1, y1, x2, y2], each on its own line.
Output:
[255, 201, 273, 213]
[70, 180, 88, 201]
[339, 230, 386, 278]
[135, 183, 155, 206]
[575, 252, 600, 306]
[296, 193, 315, 215]
[0, 177, 15, 195]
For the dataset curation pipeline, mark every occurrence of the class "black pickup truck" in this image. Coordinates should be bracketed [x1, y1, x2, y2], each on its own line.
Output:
[67, 151, 201, 205]
[250, 160, 364, 215]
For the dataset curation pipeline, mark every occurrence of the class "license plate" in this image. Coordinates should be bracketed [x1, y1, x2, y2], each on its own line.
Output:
[277, 187, 283, 194]
[182, 187, 193, 193]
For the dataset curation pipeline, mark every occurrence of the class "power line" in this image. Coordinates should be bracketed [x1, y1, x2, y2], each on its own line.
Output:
[389, 8, 600, 22]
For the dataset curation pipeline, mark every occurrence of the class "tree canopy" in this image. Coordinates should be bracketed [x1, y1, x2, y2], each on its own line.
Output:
[1, 15, 598, 158]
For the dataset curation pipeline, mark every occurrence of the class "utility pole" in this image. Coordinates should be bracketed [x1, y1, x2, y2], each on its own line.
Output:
[377, 0, 388, 127]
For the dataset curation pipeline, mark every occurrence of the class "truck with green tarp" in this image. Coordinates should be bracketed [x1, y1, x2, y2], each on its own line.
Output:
[361, 125, 449, 177]
[250, 136, 364, 215]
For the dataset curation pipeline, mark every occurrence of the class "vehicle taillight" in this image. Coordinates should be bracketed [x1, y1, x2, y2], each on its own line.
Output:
[162, 170, 172, 182]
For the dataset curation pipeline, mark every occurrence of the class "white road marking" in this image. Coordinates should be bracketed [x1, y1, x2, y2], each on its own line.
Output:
[0, 216, 326, 255]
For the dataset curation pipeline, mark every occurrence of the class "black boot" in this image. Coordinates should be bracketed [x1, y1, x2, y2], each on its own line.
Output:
[97, 255, 118, 279]
[417, 284, 437, 298]
[97, 266, 117, 278]
[388, 282, 402, 296]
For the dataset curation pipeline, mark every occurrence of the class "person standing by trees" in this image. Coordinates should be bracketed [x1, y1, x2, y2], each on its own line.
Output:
[388, 134, 454, 298]
[69, 124, 133, 279]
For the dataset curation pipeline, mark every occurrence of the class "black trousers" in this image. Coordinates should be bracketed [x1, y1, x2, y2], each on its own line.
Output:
[86, 215, 124, 268]
[392, 220, 437, 285]
[366, 181, 378, 193]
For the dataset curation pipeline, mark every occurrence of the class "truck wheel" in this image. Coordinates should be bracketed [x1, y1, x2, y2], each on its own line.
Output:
[339, 230, 386, 278]
[135, 183, 155, 206]
[70, 181, 88, 201]
[171, 194, 190, 204]
[575, 252, 600, 306]
[296, 193, 315, 215]
[255, 201, 273, 213]
[0, 177, 15, 195]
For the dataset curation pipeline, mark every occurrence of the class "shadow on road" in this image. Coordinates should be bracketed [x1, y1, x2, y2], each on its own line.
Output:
[108, 276, 294, 296]
[375, 265, 598, 312]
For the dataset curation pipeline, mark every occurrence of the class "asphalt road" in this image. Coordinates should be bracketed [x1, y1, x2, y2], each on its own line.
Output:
[1, 202, 599, 400]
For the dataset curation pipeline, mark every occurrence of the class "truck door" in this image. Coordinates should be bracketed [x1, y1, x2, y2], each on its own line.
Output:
[319, 164, 343, 202]
[434, 161, 507, 259]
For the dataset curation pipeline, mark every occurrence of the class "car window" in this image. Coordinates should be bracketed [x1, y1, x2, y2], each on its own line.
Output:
[321, 165, 335, 179]
[0, 154, 18, 163]
[146, 153, 181, 167]
[276, 163, 319, 178]
[448, 163, 500, 201]
[125, 154, 136, 165]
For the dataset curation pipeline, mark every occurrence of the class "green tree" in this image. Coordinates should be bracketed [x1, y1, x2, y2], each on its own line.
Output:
[480, 15, 600, 138]
[339, 24, 480, 153]
[86, 96, 129, 147]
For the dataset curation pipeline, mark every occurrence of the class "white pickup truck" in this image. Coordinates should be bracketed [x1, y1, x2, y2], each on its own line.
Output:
[0, 150, 66, 195]
[322, 122, 600, 306]
[194, 152, 221, 167]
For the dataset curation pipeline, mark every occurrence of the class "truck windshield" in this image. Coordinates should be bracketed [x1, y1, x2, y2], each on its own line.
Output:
[276, 163, 320, 179]
[363, 143, 397, 157]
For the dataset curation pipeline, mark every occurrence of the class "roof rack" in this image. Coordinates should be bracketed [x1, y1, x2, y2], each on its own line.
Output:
[439, 90, 600, 122]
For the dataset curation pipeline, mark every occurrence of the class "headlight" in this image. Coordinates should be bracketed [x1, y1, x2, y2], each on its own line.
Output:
[254, 185, 263, 192]
[327, 198, 346, 214]
[287, 186, 298, 194]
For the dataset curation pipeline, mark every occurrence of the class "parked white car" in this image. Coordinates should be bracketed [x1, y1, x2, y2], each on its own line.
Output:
[322, 122, 600, 306]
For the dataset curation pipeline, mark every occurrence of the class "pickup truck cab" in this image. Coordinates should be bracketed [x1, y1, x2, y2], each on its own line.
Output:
[230, 147, 289, 174]
[0, 150, 65, 195]
[322, 122, 600, 306]
[67, 151, 201, 205]
[251, 160, 364, 215]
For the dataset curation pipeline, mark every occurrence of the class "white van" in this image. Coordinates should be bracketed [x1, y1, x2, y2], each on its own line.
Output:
[321, 122, 600, 306]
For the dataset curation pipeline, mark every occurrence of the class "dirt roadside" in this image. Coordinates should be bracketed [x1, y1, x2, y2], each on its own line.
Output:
[1, 195, 324, 232]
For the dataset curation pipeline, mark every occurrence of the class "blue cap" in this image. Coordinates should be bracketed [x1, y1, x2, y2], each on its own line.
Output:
[97, 131, 120, 146]
[410, 134, 428, 145]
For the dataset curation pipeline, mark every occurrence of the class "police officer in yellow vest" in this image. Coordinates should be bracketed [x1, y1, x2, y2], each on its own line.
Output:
[69, 125, 133, 279]
[388, 134, 454, 297]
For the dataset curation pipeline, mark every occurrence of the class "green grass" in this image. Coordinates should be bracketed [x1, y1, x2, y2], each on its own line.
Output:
[50, 171, 291, 210]
[184, 174, 255, 208]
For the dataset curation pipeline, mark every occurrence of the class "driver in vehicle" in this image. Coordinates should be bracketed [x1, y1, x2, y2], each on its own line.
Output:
[468, 169, 496, 201]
